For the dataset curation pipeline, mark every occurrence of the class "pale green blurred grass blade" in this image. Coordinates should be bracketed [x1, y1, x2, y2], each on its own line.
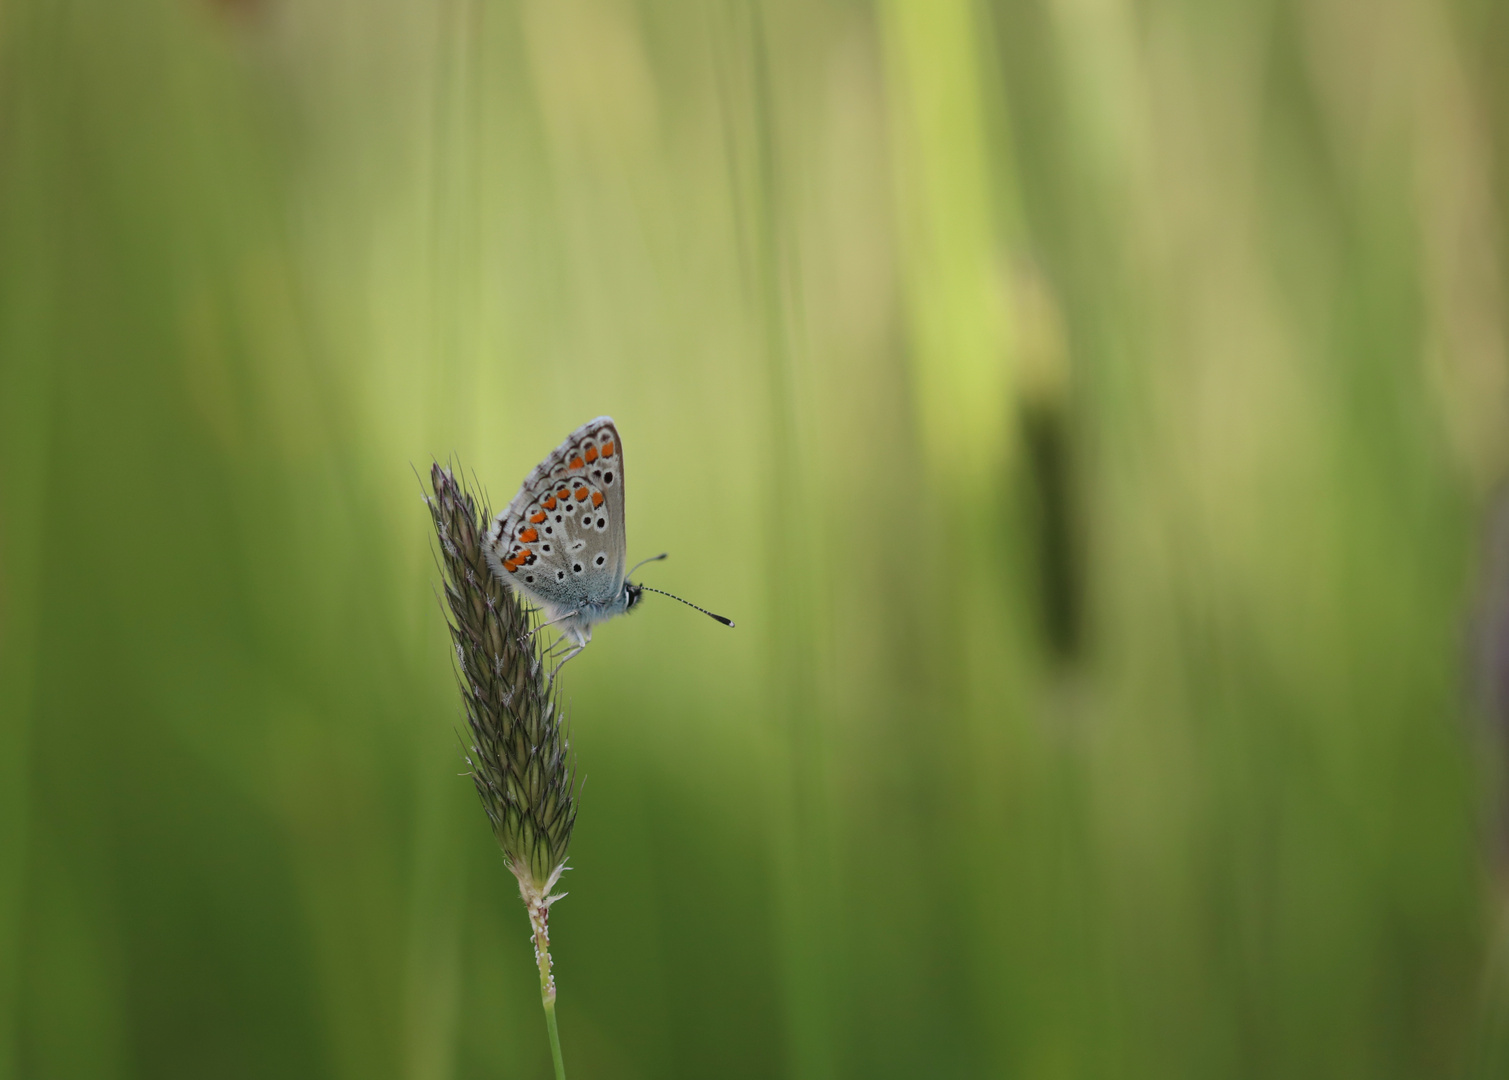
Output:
[713, 3, 837, 1077]
[0, 5, 67, 1074]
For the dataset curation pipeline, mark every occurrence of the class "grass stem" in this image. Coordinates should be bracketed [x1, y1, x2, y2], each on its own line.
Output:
[529, 900, 566, 1080]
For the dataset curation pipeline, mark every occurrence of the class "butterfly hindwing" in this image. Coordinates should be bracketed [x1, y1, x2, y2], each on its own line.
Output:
[487, 417, 627, 617]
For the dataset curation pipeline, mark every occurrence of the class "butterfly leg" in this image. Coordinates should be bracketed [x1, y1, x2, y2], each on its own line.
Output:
[548, 644, 585, 684]
[527, 609, 580, 644]
[539, 635, 580, 669]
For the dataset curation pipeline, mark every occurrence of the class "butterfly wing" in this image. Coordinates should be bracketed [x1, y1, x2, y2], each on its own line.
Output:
[487, 417, 628, 615]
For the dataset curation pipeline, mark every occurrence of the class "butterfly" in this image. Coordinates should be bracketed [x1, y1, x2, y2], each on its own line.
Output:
[485, 416, 732, 667]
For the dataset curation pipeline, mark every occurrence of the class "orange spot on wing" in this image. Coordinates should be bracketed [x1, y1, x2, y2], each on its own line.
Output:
[569, 456, 585, 470]
[575, 486, 589, 501]
[584, 445, 599, 463]
[519, 528, 539, 543]
[529, 511, 547, 524]
[591, 491, 604, 507]
[557, 489, 570, 500]
[600, 441, 615, 458]
[542, 496, 556, 510]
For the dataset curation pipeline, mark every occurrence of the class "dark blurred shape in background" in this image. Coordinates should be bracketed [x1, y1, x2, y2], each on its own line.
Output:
[1476, 491, 1509, 864]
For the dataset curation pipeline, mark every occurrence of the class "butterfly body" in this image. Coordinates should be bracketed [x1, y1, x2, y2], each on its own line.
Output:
[485, 417, 643, 651]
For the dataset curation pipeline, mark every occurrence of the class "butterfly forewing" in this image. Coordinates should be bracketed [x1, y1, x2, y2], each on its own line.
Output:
[487, 417, 628, 615]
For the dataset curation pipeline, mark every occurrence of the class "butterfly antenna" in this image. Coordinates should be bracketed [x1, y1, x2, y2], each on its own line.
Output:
[627, 552, 669, 577]
[639, 586, 735, 628]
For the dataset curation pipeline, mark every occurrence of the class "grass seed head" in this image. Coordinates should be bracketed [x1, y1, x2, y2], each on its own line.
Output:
[428, 463, 577, 903]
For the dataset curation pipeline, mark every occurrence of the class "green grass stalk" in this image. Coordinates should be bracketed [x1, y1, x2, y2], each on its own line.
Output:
[428, 463, 576, 1078]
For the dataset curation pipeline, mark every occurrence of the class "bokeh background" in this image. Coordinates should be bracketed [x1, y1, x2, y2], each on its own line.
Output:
[5, 0, 1509, 1077]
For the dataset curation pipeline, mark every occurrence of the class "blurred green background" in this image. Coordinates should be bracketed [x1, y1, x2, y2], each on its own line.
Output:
[4, 0, 1509, 1077]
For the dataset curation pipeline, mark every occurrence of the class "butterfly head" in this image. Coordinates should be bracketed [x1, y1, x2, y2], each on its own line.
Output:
[624, 581, 645, 611]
